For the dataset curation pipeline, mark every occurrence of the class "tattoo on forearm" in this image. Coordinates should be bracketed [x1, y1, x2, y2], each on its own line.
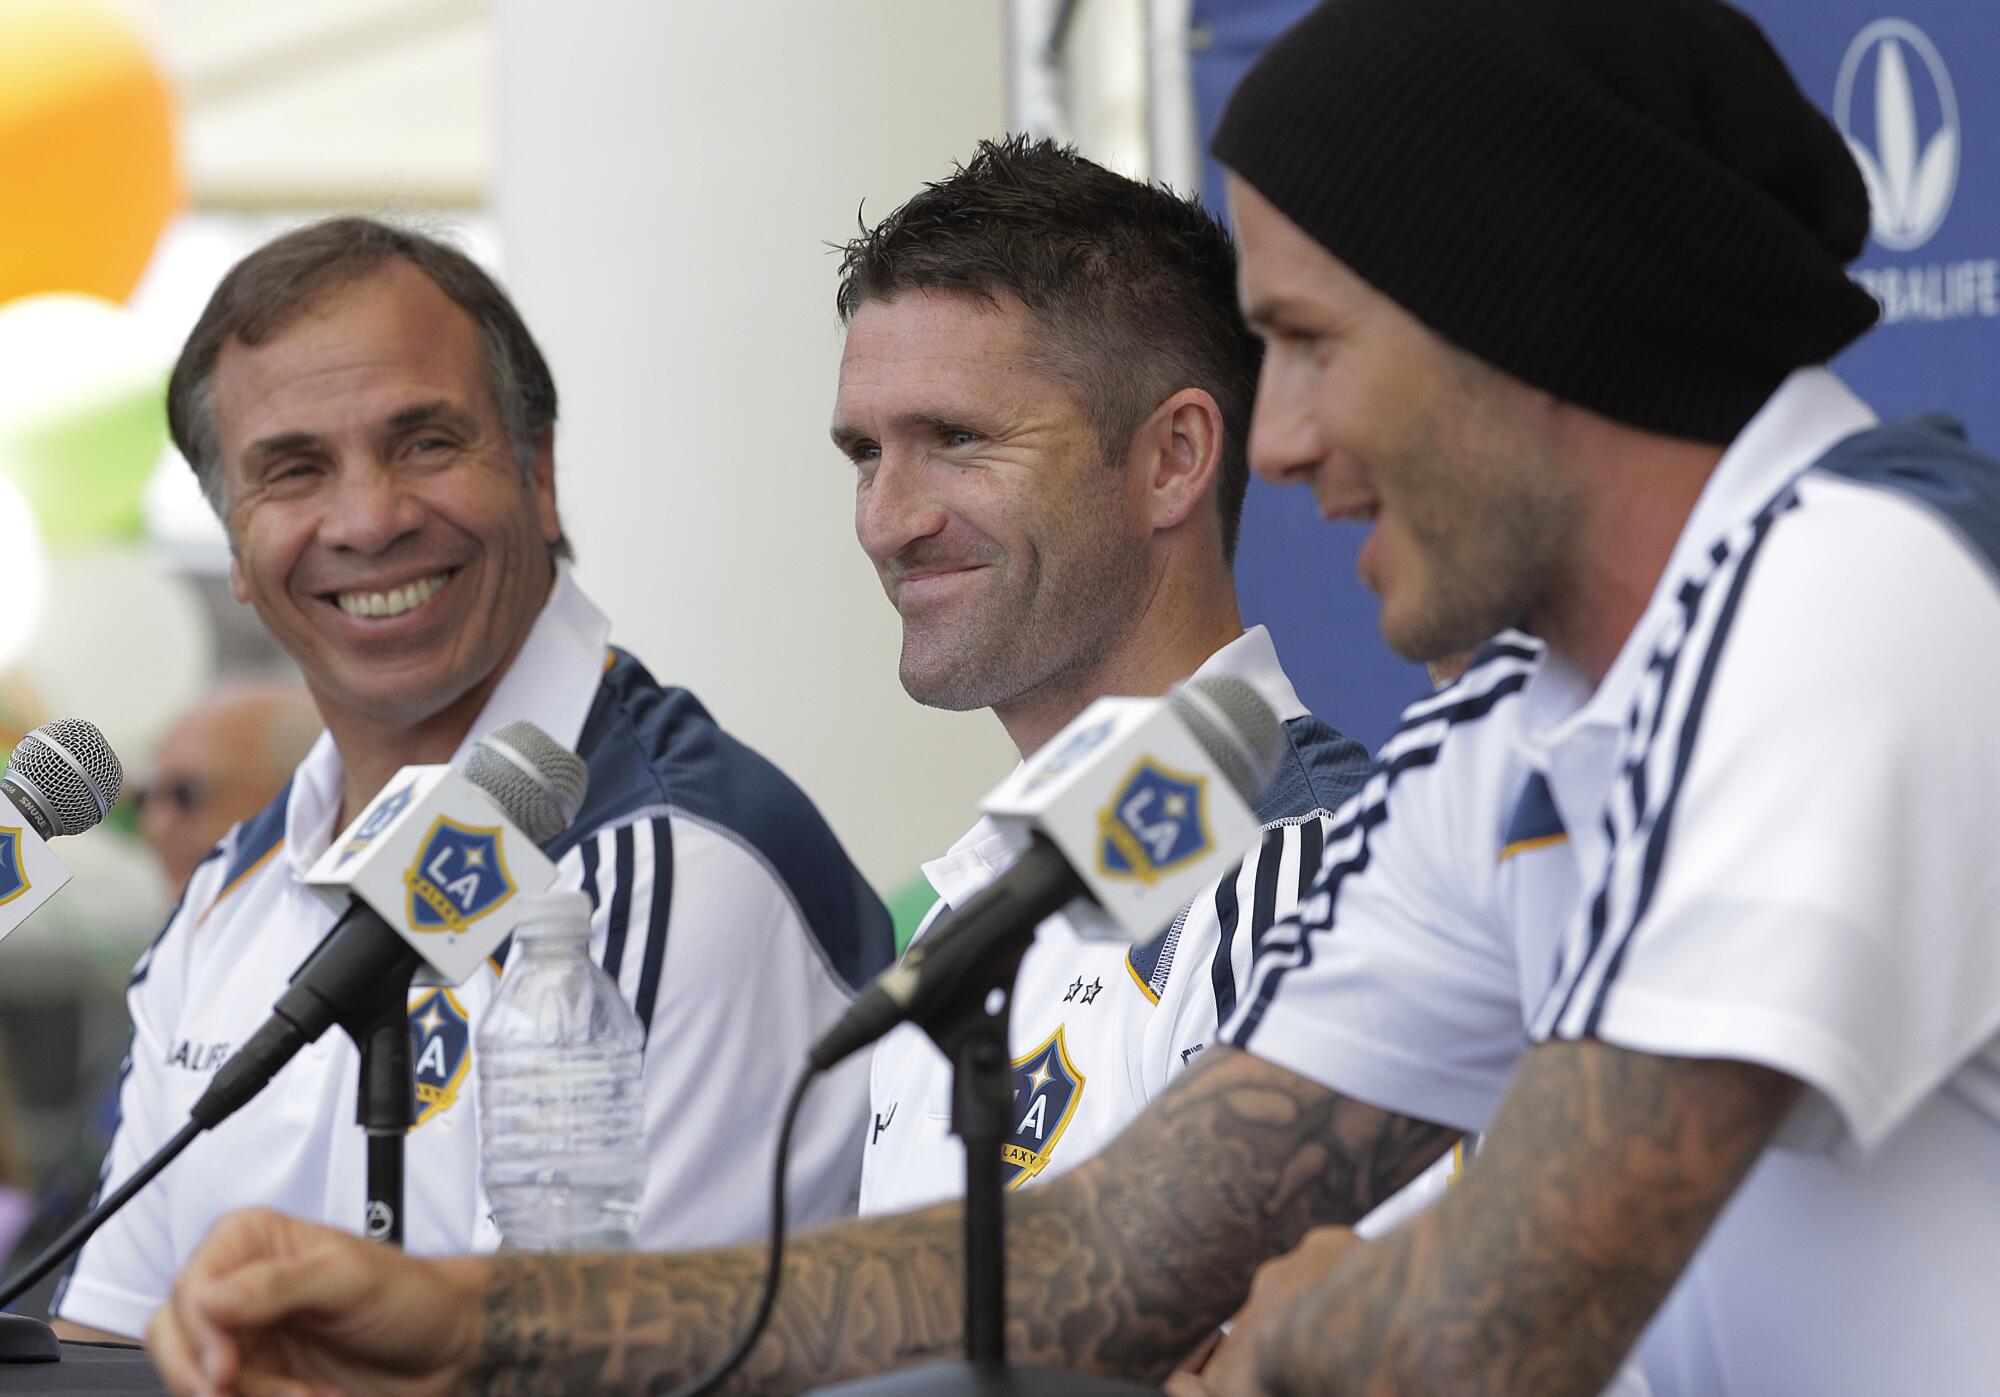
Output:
[472, 1047, 1457, 1394]
[1262, 1040, 1800, 1397]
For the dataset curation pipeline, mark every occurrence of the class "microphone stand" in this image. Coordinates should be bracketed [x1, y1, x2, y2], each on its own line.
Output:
[338, 953, 423, 1248]
[810, 916, 1153, 1397]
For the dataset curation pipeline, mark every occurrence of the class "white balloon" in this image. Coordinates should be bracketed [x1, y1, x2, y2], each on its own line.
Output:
[0, 293, 170, 427]
[0, 475, 49, 672]
[17, 547, 214, 761]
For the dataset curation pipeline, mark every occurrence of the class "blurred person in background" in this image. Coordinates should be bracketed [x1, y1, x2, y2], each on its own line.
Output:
[134, 679, 322, 896]
[49, 217, 892, 1343]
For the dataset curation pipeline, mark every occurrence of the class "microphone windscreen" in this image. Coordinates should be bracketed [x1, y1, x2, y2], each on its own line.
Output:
[464, 721, 588, 844]
[6, 720, 123, 836]
[1168, 675, 1283, 805]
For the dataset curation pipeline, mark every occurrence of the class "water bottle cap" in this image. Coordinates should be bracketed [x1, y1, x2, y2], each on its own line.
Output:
[511, 889, 594, 938]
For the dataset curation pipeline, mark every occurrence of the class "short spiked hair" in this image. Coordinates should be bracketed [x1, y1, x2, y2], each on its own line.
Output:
[835, 136, 1263, 561]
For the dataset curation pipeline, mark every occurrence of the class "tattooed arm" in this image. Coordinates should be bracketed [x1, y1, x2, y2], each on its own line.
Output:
[482, 1049, 1452, 1391]
[1256, 1039, 1800, 1397]
[147, 1048, 1456, 1395]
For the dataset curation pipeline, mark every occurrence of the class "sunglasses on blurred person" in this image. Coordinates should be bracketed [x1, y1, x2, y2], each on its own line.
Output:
[131, 778, 217, 815]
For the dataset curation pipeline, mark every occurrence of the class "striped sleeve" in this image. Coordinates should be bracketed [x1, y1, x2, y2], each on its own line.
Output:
[545, 813, 676, 1043]
[1536, 476, 2000, 1159]
[1213, 653, 1539, 1134]
[1139, 811, 1338, 1100]
[541, 808, 870, 1247]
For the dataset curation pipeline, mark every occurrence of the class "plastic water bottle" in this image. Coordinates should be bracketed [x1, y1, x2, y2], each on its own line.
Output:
[476, 890, 646, 1250]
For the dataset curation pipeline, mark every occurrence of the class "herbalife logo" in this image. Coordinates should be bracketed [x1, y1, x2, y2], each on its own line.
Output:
[1834, 19, 1959, 253]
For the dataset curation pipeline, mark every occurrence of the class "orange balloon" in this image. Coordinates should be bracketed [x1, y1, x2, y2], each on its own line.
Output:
[0, 0, 180, 304]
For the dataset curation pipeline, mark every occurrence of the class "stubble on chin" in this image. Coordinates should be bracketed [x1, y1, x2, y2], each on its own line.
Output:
[1380, 589, 1514, 666]
[1383, 470, 1573, 666]
[897, 626, 1004, 713]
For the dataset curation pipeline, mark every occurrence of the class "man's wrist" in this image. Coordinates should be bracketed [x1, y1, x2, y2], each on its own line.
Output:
[439, 1253, 500, 1381]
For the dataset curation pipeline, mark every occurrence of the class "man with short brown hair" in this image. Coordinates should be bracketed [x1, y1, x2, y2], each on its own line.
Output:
[831, 137, 1370, 1217]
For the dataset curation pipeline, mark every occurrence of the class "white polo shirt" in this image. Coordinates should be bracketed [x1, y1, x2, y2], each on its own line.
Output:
[860, 627, 1374, 1215]
[1226, 370, 2000, 1394]
[56, 570, 893, 1338]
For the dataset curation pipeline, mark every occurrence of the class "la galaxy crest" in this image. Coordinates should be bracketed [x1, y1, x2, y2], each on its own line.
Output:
[0, 827, 27, 908]
[337, 780, 415, 868]
[403, 815, 517, 934]
[407, 988, 471, 1128]
[1002, 1026, 1086, 1188]
[1096, 758, 1211, 886]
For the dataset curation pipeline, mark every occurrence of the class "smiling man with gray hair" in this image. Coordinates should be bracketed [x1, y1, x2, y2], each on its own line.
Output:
[51, 217, 891, 1343]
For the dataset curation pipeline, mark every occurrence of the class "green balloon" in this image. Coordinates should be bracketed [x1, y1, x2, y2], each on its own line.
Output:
[0, 292, 172, 549]
[0, 367, 166, 547]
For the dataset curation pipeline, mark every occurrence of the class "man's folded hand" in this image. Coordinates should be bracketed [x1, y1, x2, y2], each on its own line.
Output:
[146, 1207, 484, 1397]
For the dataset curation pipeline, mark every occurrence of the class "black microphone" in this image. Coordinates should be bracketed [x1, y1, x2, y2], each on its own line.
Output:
[190, 721, 588, 1131]
[809, 675, 1283, 1072]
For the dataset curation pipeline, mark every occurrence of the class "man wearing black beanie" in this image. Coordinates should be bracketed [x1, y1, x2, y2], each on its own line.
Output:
[145, 3, 2000, 1395]
[1181, 0, 2000, 1394]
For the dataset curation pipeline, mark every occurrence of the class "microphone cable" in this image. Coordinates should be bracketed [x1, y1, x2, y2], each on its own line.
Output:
[0, 1120, 202, 1310]
[664, 1061, 818, 1397]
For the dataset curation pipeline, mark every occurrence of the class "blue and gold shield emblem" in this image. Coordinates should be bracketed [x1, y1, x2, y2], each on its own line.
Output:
[0, 828, 27, 908]
[1097, 759, 1211, 886]
[404, 815, 517, 934]
[337, 780, 415, 868]
[407, 988, 471, 1129]
[1001, 1026, 1086, 1188]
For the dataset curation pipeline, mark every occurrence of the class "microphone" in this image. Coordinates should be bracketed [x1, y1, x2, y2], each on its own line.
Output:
[0, 719, 123, 946]
[190, 721, 587, 1131]
[809, 675, 1281, 1072]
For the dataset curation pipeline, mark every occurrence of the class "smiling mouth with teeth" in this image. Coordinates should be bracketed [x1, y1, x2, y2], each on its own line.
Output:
[334, 571, 452, 619]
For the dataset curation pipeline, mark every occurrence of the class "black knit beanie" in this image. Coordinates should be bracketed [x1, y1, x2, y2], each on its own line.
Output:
[1213, 0, 1881, 444]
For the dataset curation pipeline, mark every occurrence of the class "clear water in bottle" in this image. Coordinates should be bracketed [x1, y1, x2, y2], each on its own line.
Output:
[477, 890, 646, 1250]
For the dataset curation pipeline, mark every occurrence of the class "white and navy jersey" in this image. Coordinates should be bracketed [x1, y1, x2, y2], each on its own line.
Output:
[56, 573, 893, 1339]
[860, 627, 1371, 1215]
[1225, 370, 2000, 1396]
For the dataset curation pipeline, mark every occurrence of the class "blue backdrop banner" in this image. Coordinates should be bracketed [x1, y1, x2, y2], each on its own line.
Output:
[1189, 0, 1999, 752]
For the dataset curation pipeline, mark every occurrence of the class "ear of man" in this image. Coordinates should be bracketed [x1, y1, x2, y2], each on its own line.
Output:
[1132, 387, 1226, 541]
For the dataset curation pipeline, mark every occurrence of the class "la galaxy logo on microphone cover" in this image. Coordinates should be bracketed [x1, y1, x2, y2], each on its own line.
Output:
[336, 780, 416, 868]
[403, 815, 517, 934]
[0, 827, 27, 907]
[1002, 1026, 1085, 1187]
[1096, 759, 1211, 886]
